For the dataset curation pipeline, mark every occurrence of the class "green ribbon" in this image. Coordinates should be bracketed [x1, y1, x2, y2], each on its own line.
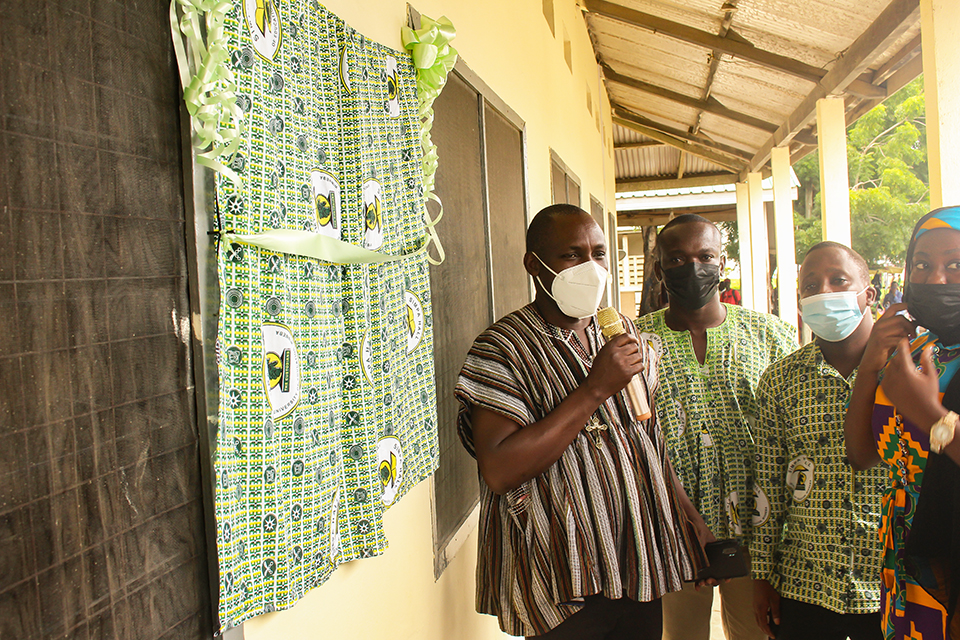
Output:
[402, 15, 458, 266]
[171, 4, 457, 266]
[223, 230, 428, 264]
[170, 0, 244, 188]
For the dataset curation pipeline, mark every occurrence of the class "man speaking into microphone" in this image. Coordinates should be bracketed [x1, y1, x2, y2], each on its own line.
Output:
[455, 204, 711, 640]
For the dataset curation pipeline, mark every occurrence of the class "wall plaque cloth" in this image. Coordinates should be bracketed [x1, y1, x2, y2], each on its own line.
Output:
[196, 1, 440, 628]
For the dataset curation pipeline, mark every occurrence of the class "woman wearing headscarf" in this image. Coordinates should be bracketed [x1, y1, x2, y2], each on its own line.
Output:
[844, 206, 960, 640]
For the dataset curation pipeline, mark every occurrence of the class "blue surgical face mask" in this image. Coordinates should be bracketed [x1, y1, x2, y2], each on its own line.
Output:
[800, 288, 868, 342]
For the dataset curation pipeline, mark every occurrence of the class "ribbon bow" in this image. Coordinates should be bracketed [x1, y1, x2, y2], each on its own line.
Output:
[401, 15, 458, 266]
[170, 0, 245, 187]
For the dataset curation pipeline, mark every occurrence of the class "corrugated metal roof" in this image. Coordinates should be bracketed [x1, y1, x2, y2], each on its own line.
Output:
[588, 0, 924, 192]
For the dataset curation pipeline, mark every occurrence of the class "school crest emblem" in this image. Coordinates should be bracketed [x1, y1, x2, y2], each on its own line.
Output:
[261, 323, 300, 420]
[243, 0, 282, 62]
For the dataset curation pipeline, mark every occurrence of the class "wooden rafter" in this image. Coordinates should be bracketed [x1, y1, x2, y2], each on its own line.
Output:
[602, 64, 778, 132]
[614, 140, 666, 150]
[611, 114, 746, 173]
[747, 0, 921, 172]
[844, 52, 923, 126]
[616, 172, 738, 192]
[613, 106, 751, 164]
[584, 0, 826, 84]
[618, 208, 738, 227]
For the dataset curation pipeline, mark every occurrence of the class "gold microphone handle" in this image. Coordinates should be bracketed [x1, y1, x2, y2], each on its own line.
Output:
[597, 307, 651, 421]
[625, 376, 651, 421]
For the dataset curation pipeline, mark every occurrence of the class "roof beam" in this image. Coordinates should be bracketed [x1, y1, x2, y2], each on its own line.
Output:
[618, 208, 738, 228]
[603, 65, 779, 132]
[616, 172, 737, 193]
[613, 106, 752, 164]
[612, 113, 747, 173]
[872, 33, 922, 85]
[844, 52, 923, 126]
[747, 0, 920, 172]
[583, 0, 827, 83]
[614, 140, 666, 150]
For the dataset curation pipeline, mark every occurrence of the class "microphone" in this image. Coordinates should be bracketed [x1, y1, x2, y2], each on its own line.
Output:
[597, 306, 652, 421]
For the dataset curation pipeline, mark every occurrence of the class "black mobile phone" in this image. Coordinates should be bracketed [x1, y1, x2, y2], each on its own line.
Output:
[693, 538, 749, 582]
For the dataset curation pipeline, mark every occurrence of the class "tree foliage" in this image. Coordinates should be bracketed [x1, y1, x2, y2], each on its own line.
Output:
[792, 77, 928, 267]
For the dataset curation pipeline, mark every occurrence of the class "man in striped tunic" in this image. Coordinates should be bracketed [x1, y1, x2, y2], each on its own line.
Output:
[456, 204, 709, 639]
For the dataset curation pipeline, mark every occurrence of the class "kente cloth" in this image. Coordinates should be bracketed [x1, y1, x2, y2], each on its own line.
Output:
[211, 2, 438, 629]
[635, 304, 798, 540]
[871, 332, 958, 640]
[455, 304, 705, 637]
[751, 342, 885, 614]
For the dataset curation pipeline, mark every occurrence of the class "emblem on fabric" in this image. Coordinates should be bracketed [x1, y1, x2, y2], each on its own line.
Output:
[360, 329, 373, 385]
[725, 491, 742, 535]
[310, 169, 341, 238]
[385, 56, 401, 118]
[404, 290, 424, 353]
[377, 436, 404, 505]
[361, 179, 383, 249]
[243, 0, 282, 62]
[786, 455, 815, 502]
[261, 323, 301, 420]
[752, 483, 770, 526]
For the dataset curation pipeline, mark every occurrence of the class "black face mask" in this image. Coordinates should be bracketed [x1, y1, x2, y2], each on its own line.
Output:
[661, 262, 721, 310]
[905, 283, 960, 345]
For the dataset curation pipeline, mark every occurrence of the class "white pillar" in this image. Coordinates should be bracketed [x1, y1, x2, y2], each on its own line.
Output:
[772, 147, 798, 330]
[922, 0, 960, 209]
[736, 182, 754, 310]
[748, 172, 769, 312]
[816, 97, 852, 245]
[621, 235, 630, 288]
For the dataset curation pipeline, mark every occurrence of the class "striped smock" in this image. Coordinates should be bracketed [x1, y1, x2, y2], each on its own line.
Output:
[456, 304, 703, 637]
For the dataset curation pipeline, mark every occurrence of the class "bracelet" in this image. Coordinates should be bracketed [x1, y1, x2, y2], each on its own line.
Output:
[930, 411, 959, 454]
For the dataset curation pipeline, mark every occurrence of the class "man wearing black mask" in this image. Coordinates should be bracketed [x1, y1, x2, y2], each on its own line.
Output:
[635, 214, 797, 640]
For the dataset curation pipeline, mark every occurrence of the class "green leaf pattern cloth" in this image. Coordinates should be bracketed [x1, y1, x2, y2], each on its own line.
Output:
[635, 305, 798, 540]
[212, 1, 438, 628]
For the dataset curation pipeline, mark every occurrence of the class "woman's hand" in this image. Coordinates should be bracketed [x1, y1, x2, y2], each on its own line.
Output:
[880, 340, 946, 434]
[860, 303, 916, 376]
[844, 305, 913, 470]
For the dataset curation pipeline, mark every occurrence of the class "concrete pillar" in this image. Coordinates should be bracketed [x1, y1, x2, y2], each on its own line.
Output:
[816, 97, 852, 245]
[748, 172, 769, 312]
[736, 182, 754, 310]
[922, 0, 960, 209]
[772, 147, 798, 330]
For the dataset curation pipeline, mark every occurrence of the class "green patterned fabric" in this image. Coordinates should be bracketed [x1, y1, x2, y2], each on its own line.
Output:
[750, 342, 885, 614]
[635, 304, 797, 539]
[211, 1, 438, 628]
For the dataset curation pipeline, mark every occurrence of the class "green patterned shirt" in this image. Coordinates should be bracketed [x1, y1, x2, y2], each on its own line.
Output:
[750, 342, 885, 614]
[635, 304, 797, 539]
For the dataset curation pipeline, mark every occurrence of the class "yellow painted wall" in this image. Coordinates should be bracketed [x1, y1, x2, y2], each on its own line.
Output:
[243, 1, 614, 638]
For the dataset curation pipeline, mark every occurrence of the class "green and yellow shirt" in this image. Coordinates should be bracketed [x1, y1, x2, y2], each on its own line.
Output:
[635, 304, 797, 539]
[751, 342, 885, 614]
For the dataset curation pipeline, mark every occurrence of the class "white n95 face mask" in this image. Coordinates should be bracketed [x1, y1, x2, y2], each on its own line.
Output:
[533, 254, 608, 319]
[800, 288, 868, 342]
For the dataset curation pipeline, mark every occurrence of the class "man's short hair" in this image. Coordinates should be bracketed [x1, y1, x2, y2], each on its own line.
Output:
[656, 214, 720, 259]
[526, 204, 591, 254]
[803, 241, 870, 284]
